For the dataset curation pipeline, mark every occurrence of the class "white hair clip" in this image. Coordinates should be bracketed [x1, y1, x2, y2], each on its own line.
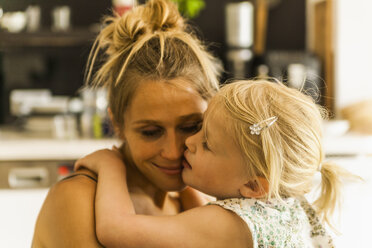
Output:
[250, 116, 278, 135]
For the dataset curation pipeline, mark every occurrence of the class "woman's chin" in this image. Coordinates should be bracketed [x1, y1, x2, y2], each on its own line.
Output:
[157, 180, 187, 192]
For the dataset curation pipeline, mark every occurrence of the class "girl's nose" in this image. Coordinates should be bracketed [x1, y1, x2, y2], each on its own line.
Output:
[185, 132, 198, 153]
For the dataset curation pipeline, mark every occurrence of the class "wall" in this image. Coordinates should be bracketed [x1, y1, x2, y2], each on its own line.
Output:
[334, 0, 372, 113]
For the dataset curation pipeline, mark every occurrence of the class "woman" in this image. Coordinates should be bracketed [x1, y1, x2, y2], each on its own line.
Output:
[32, 0, 222, 247]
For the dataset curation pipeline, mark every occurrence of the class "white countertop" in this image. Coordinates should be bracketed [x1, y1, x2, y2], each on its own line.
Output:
[323, 132, 372, 156]
[0, 125, 121, 160]
[0, 137, 120, 161]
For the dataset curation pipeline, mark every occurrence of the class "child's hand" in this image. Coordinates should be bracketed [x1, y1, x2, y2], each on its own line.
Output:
[74, 146, 124, 174]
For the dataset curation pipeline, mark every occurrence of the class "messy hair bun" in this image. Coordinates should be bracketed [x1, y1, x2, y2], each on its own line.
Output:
[94, 0, 184, 57]
[85, 0, 221, 130]
[144, 0, 185, 32]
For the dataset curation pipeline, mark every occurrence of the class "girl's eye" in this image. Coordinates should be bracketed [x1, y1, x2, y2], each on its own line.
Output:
[202, 141, 210, 151]
[180, 122, 202, 134]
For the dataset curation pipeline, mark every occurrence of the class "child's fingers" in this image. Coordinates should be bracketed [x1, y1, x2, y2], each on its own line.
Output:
[74, 155, 91, 171]
[74, 159, 84, 171]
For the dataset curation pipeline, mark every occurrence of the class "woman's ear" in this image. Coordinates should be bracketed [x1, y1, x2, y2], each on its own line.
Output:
[108, 108, 124, 139]
[239, 177, 269, 198]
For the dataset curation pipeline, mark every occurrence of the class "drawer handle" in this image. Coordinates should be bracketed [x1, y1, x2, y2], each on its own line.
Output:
[8, 167, 49, 188]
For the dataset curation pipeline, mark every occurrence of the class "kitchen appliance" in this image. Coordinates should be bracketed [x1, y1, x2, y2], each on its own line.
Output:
[0, 130, 118, 247]
[0, 160, 72, 189]
[225, 2, 254, 79]
[265, 50, 323, 104]
[0, 160, 73, 247]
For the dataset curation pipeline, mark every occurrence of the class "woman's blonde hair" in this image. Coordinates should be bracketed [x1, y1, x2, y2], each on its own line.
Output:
[85, 0, 222, 132]
[206, 79, 355, 227]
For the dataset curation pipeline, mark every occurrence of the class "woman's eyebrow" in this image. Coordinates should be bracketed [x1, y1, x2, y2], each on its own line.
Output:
[132, 113, 203, 125]
[133, 120, 159, 125]
[177, 113, 203, 122]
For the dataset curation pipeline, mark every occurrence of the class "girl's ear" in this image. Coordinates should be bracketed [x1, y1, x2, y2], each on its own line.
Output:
[108, 108, 124, 139]
[239, 177, 269, 198]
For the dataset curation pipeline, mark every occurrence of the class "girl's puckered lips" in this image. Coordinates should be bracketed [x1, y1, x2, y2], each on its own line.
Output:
[182, 159, 192, 169]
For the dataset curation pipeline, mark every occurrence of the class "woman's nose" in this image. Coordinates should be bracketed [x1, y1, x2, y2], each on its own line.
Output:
[160, 132, 185, 161]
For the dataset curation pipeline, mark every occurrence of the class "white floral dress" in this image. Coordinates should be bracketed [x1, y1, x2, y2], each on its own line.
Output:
[209, 197, 334, 248]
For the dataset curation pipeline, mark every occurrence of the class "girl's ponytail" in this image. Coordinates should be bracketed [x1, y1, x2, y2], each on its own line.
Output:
[314, 161, 362, 229]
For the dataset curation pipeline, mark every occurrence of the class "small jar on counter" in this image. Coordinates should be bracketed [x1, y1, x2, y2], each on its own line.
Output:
[112, 0, 137, 16]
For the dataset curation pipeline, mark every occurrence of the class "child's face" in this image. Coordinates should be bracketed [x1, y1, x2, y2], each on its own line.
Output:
[182, 109, 249, 199]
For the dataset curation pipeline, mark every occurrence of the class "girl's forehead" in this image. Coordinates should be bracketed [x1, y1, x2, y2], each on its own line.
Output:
[203, 97, 228, 124]
[203, 105, 230, 139]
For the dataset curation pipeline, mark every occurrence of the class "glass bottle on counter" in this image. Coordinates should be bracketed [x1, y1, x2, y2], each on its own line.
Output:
[93, 87, 109, 139]
[80, 88, 95, 138]
[80, 87, 113, 139]
[112, 0, 137, 16]
[0, 53, 4, 124]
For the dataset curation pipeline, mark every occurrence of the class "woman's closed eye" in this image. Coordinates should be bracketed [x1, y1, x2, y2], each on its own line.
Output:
[140, 128, 163, 139]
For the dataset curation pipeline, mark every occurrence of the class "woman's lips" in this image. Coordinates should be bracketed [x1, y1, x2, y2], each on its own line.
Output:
[152, 163, 182, 175]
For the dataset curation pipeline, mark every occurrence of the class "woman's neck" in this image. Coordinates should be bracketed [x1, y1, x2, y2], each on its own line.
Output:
[126, 164, 168, 207]
[121, 146, 168, 209]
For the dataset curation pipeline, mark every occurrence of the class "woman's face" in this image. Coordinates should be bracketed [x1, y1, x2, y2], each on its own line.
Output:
[122, 79, 208, 191]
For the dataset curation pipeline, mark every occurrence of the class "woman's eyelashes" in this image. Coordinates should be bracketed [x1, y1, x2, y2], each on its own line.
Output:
[140, 128, 163, 139]
[138, 122, 202, 139]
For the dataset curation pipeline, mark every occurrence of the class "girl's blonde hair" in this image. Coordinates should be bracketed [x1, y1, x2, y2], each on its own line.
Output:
[85, 0, 222, 133]
[206, 79, 354, 227]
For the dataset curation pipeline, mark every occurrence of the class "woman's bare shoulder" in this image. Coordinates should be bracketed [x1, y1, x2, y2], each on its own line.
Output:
[45, 168, 98, 207]
[32, 169, 103, 248]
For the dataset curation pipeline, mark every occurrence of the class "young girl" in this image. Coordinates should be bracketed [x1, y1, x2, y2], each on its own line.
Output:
[76, 79, 351, 248]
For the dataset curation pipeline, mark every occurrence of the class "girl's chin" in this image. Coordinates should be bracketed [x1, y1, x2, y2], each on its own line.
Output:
[181, 170, 193, 187]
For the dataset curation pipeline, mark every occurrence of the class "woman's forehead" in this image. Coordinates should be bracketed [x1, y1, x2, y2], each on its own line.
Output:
[132, 79, 199, 101]
[126, 80, 208, 124]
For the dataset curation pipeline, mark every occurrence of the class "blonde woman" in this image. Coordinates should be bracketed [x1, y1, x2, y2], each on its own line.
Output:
[32, 0, 222, 247]
[75, 79, 356, 248]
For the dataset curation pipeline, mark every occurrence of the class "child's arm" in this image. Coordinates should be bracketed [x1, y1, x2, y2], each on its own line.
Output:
[74, 149, 136, 242]
[75, 149, 252, 248]
[179, 187, 216, 210]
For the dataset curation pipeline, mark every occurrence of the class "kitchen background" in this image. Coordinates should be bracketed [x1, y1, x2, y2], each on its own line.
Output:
[0, 0, 371, 247]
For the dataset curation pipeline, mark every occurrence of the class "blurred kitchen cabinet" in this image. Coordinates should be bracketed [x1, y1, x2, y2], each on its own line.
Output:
[307, 0, 334, 113]
[0, 30, 95, 124]
[0, 0, 111, 124]
[0, 29, 96, 49]
[308, 0, 372, 116]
